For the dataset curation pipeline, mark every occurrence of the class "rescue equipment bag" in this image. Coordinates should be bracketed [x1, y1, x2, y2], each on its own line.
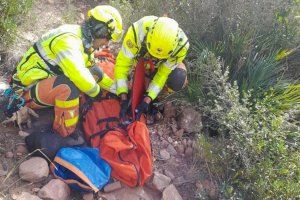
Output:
[51, 147, 111, 192]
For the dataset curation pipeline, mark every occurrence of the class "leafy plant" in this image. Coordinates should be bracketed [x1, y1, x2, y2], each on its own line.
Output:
[191, 50, 300, 199]
[0, 0, 35, 47]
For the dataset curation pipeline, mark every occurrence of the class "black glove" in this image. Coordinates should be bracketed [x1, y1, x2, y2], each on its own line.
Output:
[135, 101, 149, 120]
[120, 99, 129, 121]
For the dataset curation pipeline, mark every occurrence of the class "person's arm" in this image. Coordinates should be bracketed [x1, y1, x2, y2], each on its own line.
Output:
[52, 36, 100, 97]
[147, 40, 190, 100]
[115, 25, 139, 96]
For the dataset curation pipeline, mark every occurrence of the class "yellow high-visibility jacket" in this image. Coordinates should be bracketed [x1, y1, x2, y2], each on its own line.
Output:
[115, 16, 189, 100]
[14, 24, 115, 97]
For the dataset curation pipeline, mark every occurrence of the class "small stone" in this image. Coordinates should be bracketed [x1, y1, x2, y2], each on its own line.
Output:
[38, 179, 70, 200]
[32, 188, 40, 193]
[79, 13, 85, 20]
[182, 139, 187, 147]
[167, 144, 177, 156]
[152, 172, 171, 191]
[187, 139, 193, 147]
[163, 102, 176, 118]
[171, 124, 177, 133]
[18, 131, 30, 138]
[15, 192, 42, 200]
[47, 0, 54, 4]
[185, 147, 193, 157]
[11, 194, 18, 200]
[164, 169, 175, 180]
[175, 129, 184, 139]
[176, 144, 185, 155]
[155, 111, 163, 122]
[104, 181, 122, 193]
[82, 193, 94, 200]
[5, 151, 14, 158]
[167, 137, 173, 144]
[15, 145, 28, 155]
[160, 149, 171, 160]
[19, 157, 49, 182]
[161, 140, 169, 148]
[162, 184, 182, 200]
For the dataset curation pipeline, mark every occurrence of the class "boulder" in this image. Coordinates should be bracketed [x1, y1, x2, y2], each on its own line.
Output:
[19, 157, 49, 182]
[38, 179, 70, 200]
[177, 107, 202, 133]
[162, 184, 182, 200]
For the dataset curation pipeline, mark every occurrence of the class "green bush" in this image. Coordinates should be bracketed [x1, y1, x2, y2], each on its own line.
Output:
[192, 50, 300, 199]
[0, 0, 34, 47]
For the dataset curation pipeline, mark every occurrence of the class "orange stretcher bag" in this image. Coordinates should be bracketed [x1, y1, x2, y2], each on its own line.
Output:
[82, 50, 152, 187]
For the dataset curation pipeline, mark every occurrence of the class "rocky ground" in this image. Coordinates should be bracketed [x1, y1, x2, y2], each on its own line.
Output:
[0, 101, 217, 200]
[0, 0, 218, 199]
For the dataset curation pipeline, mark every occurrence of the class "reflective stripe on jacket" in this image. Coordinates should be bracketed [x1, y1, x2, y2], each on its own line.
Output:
[115, 16, 189, 100]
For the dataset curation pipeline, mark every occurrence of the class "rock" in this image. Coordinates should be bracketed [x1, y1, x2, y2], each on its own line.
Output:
[15, 144, 28, 155]
[175, 129, 184, 139]
[100, 186, 160, 200]
[104, 181, 122, 193]
[47, 0, 54, 4]
[19, 157, 49, 183]
[164, 102, 176, 118]
[19, 131, 30, 138]
[152, 172, 171, 191]
[162, 184, 182, 200]
[182, 139, 187, 147]
[79, 13, 85, 20]
[176, 144, 185, 155]
[167, 137, 173, 144]
[15, 192, 41, 200]
[173, 176, 189, 186]
[163, 169, 175, 180]
[177, 107, 202, 133]
[82, 193, 94, 200]
[31, 188, 40, 193]
[160, 149, 171, 160]
[154, 111, 163, 122]
[187, 139, 193, 147]
[161, 139, 169, 148]
[171, 124, 177, 133]
[166, 144, 177, 156]
[5, 151, 14, 158]
[185, 147, 193, 157]
[38, 179, 70, 200]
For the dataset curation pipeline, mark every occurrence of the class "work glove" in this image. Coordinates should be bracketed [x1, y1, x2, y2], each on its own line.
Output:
[119, 99, 129, 121]
[135, 101, 150, 120]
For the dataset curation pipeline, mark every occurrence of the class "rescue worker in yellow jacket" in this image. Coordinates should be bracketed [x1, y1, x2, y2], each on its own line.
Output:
[11, 5, 123, 137]
[115, 16, 189, 119]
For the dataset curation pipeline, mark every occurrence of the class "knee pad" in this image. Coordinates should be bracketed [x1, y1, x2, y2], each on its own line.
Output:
[53, 75, 80, 100]
[166, 66, 187, 92]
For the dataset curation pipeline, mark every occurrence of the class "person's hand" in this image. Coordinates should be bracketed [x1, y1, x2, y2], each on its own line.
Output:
[135, 96, 151, 120]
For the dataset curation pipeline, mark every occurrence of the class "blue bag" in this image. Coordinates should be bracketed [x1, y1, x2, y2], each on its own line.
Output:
[51, 147, 111, 192]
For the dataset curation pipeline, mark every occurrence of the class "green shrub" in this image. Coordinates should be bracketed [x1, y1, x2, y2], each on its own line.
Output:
[0, 0, 35, 47]
[192, 50, 300, 199]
